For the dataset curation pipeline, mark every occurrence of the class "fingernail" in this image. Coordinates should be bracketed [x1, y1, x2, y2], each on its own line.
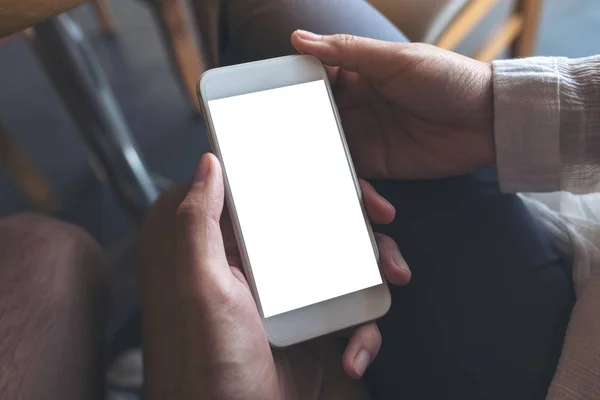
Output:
[354, 349, 372, 377]
[194, 154, 211, 183]
[393, 250, 410, 272]
[295, 29, 322, 41]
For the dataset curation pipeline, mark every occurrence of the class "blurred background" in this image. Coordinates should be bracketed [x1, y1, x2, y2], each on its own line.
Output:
[0, 0, 599, 397]
[1, 0, 599, 249]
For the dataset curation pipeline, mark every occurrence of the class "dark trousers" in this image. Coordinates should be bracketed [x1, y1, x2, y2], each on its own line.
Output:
[369, 169, 573, 399]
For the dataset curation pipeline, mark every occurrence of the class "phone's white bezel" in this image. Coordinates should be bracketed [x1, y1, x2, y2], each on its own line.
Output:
[197, 54, 391, 347]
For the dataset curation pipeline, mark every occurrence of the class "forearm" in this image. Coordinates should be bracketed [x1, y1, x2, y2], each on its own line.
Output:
[0, 0, 85, 37]
[493, 55, 600, 193]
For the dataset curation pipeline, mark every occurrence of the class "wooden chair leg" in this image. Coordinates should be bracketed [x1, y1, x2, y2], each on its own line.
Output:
[512, 0, 543, 57]
[0, 122, 56, 212]
[189, 0, 222, 69]
[89, 0, 117, 35]
[435, 0, 500, 52]
[474, 14, 524, 62]
[152, 0, 205, 110]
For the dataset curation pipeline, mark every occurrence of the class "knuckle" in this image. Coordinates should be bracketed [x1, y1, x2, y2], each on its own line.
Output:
[175, 192, 220, 233]
[332, 34, 362, 71]
[334, 33, 357, 50]
[175, 196, 201, 224]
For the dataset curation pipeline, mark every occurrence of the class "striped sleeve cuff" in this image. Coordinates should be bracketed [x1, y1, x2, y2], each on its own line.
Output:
[493, 56, 600, 194]
[493, 57, 562, 192]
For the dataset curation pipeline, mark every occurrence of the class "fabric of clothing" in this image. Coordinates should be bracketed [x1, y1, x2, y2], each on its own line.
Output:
[523, 194, 600, 400]
[368, 172, 573, 400]
[494, 56, 600, 194]
[493, 57, 600, 399]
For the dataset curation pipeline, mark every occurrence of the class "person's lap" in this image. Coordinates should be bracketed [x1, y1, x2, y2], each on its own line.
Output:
[221, 1, 575, 399]
[369, 171, 573, 399]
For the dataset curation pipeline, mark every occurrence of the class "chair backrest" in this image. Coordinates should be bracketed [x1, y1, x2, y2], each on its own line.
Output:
[369, 0, 462, 43]
[435, 0, 543, 60]
[370, 0, 543, 61]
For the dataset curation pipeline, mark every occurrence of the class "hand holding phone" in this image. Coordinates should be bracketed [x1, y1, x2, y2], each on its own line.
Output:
[199, 55, 404, 347]
[140, 153, 411, 399]
[291, 31, 495, 180]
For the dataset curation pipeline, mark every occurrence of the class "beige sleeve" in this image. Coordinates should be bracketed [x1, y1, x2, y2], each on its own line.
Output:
[492, 56, 600, 194]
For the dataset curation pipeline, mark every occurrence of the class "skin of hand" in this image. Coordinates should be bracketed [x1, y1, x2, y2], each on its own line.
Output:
[140, 154, 411, 400]
[292, 30, 496, 180]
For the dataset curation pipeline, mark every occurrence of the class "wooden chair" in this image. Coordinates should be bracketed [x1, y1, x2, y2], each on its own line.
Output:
[435, 0, 543, 61]
[0, 0, 117, 214]
[146, 0, 207, 110]
[76, 0, 209, 111]
[0, 0, 205, 111]
[188, 0, 222, 69]
[157, 0, 222, 108]
[130, 0, 221, 110]
[69, 0, 206, 110]
[0, 0, 201, 216]
[370, 0, 544, 61]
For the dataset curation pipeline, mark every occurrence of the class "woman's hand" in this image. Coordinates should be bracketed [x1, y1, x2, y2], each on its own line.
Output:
[140, 154, 411, 400]
[292, 31, 495, 180]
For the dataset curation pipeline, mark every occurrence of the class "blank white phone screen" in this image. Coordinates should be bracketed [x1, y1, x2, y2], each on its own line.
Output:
[208, 80, 382, 318]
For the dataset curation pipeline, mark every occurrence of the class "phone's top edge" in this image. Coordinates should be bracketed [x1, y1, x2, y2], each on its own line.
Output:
[197, 54, 323, 99]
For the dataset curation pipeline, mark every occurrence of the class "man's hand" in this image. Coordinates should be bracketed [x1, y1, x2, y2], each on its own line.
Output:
[292, 31, 495, 180]
[140, 154, 411, 400]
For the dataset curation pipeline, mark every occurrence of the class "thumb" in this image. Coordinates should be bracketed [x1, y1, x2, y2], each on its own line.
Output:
[177, 153, 229, 275]
[291, 30, 406, 78]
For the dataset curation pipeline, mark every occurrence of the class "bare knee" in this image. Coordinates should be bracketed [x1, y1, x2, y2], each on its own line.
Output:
[0, 212, 104, 292]
[0, 213, 105, 399]
[0, 212, 106, 329]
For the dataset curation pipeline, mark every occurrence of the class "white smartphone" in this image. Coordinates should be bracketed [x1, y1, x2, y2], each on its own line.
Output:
[197, 55, 391, 347]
